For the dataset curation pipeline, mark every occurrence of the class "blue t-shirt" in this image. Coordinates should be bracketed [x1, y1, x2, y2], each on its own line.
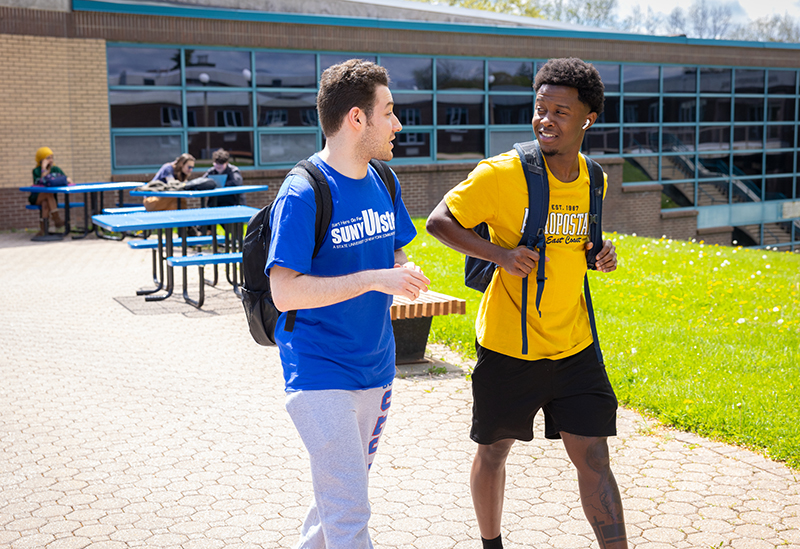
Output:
[153, 162, 175, 182]
[266, 155, 417, 392]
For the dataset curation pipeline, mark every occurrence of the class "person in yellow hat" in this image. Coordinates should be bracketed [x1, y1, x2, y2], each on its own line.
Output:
[30, 147, 74, 236]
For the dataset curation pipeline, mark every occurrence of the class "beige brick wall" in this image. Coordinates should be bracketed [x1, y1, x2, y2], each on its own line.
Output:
[0, 34, 110, 190]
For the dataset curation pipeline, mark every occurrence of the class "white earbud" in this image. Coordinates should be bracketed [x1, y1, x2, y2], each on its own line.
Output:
[582, 119, 590, 130]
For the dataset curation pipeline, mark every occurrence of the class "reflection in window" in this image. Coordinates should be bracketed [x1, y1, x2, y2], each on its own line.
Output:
[392, 94, 433, 125]
[260, 133, 317, 164]
[768, 70, 797, 94]
[436, 58, 484, 90]
[394, 131, 430, 158]
[767, 98, 795, 122]
[110, 90, 182, 128]
[489, 95, 532, 125]
[217, 110, 244, 127]
[700, 68, 731, 93]
[662, 66, 696, 93]
[189, 132, 254, 164]
[662, 182, 695, 207]
[437, 95, 484, 125]
[437, 129, 484, 159]
[490, 130, 533, 157]
[732, 152, 763, 177]
[733, 126, 763, 149]
[381, 57, 432, 90]
[582, 127, 620, 155]
[622, 157, 658, 182]
[623, 97, 659, 123]
[598, 97, 620, 124]
[257, 93, 317, 127]
[114, 134, 182, 167]
[699, 97, 731, 122]
[255, 52, 316, 88]
[488, 61, 532, 91]
[107, 46, 181, 86]
[663, 97, 696, 123]
[623, 127, 658, 152]
[661, 155, 696, 180]
[662, 127, 695, 151]
[623, 65, 659, 93]
[735, 69, 765, 94]
[764, 178, 793, 200]
[320, 54, 376, 75]
[698, 127, 730, 151]
[593, 64, 620, 93]
[698, 180, 731, 206]
[184, 50, 252, 87]
[764, 151, 794, 174]
[698, 155, 730, 178]
[186, 92, 252, 127]
[734, 97, 764, 122]
[766, 125, 794, 149]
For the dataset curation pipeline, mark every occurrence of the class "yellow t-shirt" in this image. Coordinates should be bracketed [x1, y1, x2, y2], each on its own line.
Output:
[445, 150, 607, 361]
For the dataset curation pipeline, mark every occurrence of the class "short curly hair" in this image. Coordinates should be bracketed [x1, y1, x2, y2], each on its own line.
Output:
[534, 58, 605, 115]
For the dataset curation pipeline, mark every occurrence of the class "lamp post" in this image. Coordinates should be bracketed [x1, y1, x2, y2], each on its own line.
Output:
[199, 72, 210, 159]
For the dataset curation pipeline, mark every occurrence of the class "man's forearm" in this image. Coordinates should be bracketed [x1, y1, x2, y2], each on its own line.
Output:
[271, 268, 378, 311]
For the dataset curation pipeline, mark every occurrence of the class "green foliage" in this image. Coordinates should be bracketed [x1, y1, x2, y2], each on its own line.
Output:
[406, 219, 800, 468]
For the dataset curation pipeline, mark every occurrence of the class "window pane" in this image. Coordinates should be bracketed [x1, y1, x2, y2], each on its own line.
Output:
[490, 130, 532, 157]
[393, 93, 433, 125]
[768, 70, 797, 94]
[698, 126, 730, 151]
[733, 225, 761, 245]
[764, 177, 793, 200]
[582, 127, 619, 155]
[732, 177, 763, 202]
[767, 97, 795, 122]
[186, 92, 252, 128]
[700, 68, 732, 93]
[623, 127, 658, 152]
[598, 96, 620, 123]
[382, 57, 433, 90]
[437, 129, 485, 159]
[764, 151, 794, 175]
[662, 127, 695, 151]
[622, 157, 658, 182]
[762, 222, 793, 245]
[113, 134, 182, 168]
[107, 46, 181, 86]
[699, 180, 731, 205]
[254, 52, 316, 88]
[699, 97, 731, 122]
[488, 61, 533, 91]
[185, 50, 252, 87]
[733, 152, 763, 176]
[735, 69, 765, 94]
[623, 96, 659, 123]
[662, 154, 695, 180]
[663, 97, 696, 123]
[437, 94, 484, 125]
[489, 95, 532, 125]
[733, 126, 763, 149]
[257, 92, 317, 127]
[734, 97, 764, 122]
[394, 131, 431, 158]
[188, 132, 254, 164]
[320, 55, 376, 75]
[623, 65, 658, 93]
[260, 133, 317, 164]
[662, 66, 696, 93]
[698, 154, 729, 178]
[594, 63, 620, 93]
[662, 182, 696, 207]
[110, 90, 182, 128]
[436, 58, 484, 90]
[766, 125, 794, 149]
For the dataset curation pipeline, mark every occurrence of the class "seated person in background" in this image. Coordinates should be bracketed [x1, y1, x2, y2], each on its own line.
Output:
[202, 148, 243, 207]
[30, 147, 74, 236]
[142, 153, 196, 211]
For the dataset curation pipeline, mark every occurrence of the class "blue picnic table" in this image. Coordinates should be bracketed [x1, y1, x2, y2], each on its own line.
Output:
[130, 184, 270, 208]
[92, 205, 260, 303]
[20, 181, 144, 239]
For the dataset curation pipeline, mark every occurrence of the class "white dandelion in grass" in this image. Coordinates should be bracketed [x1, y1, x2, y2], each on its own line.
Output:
[778, 319, 785, 325]
[737, 318, 746, 324]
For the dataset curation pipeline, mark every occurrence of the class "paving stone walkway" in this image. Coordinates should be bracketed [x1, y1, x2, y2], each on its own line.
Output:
[0, 231, 798, 549]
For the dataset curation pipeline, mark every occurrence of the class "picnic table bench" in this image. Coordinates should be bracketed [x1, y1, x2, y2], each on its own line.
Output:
[167, 252, 242, 308]
[391, 291, 466, 364]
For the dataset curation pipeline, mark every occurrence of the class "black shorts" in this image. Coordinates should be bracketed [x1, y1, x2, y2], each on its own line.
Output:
[470, 342, 618, 444]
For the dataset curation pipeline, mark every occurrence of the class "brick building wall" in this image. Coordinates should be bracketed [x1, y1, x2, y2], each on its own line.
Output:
[0, 32, 109, 230]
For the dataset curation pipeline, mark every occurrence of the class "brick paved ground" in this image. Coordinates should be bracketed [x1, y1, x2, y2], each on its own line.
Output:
[1, 230, 798, 549]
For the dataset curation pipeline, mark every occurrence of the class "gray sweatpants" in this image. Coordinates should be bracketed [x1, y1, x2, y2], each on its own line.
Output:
[285, 383, 393, 549]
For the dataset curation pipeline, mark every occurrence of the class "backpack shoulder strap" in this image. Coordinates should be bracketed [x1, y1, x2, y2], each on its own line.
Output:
[368, 158, 396, 205]
[584, 155, 604, 270]
[513, 140, 549, 355]
[292, 159, 333, 259]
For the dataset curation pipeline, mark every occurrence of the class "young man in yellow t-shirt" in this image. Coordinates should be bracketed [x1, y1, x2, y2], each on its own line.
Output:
[427, 58, 626, 549]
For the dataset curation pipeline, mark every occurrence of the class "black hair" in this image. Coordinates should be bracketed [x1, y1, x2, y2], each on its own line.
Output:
[534, 58, 605, 115]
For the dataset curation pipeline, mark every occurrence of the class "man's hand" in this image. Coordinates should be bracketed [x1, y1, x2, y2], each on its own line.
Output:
[383, 262, 430, 301]
[498, 246, 549, 278]
[586, 239, 617, 273]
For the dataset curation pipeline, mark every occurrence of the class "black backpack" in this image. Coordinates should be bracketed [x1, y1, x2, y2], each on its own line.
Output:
[463, 140, 605, 361]
[241, 158, 396, 346]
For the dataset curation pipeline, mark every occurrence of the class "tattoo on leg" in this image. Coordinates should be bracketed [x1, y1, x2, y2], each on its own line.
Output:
[590, 516, 627, 548]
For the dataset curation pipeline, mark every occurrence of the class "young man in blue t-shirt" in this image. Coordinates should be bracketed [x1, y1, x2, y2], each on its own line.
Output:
[267, 59, 430, 549]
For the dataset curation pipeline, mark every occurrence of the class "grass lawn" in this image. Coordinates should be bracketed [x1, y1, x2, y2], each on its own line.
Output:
[405, 218, 800, 469]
